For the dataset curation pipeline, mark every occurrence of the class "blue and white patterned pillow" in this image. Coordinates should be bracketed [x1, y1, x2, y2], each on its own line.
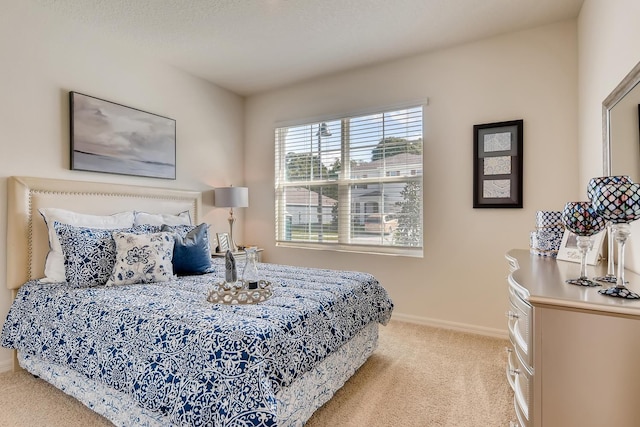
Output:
[54, 223, 158, 288]
[106, 231, 175, 286]
[39, 208, 135, 283]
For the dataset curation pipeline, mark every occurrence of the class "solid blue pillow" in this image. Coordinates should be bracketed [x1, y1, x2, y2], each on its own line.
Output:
[161, 223, 212, 275]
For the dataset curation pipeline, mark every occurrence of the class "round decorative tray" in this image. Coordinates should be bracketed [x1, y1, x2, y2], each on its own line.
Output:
[207, 280, 273, 305]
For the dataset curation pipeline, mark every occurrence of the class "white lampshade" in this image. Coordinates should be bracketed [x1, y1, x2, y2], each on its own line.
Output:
[214, 187, 249, 208]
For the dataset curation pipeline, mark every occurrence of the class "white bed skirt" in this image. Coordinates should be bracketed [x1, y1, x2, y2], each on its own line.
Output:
[18, 322, 379, 426]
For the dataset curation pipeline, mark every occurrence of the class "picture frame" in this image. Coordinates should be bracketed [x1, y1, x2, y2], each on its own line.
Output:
[556, 228, 606, 266]
[216, 232, 230, 253]
[70, 91, 176, 179]
[473, 119, 523, 208]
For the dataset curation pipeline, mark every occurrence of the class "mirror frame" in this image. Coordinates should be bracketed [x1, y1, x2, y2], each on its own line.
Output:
[603, 60, 640, 175]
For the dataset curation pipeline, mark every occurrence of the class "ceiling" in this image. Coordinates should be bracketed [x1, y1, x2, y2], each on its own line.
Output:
[33, 0, 584, 96]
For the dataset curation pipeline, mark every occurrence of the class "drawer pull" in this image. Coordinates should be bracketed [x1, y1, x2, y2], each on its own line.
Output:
[509, 368, 520, 376]
[506, 310, 520, 320]
[505, 347, 513, 354]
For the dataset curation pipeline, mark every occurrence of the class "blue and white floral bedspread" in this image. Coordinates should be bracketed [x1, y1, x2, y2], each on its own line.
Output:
[1, 260, 393, 426]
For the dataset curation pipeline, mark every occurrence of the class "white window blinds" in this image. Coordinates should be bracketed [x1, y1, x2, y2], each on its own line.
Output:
[275, 105, 423, 255]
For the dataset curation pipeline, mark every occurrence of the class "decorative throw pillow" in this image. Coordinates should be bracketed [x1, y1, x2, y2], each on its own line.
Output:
[133, 211, 192, 226]
[39, 208, 135, 283]
[54, 223, 156, 288]
[161, 223, 212, 275]
[106, 231, 175, 286]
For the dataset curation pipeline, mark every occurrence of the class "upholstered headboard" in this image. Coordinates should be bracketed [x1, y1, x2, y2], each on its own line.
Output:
[6, 176, 202, 290]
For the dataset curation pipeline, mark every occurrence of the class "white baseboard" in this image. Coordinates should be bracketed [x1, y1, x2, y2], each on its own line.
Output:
[391, 312, 508, 340]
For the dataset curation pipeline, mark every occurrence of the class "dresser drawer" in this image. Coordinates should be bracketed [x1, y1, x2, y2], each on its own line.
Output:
[507, 280, 532, 368]
[515, 395, 529, 427]
[506, 346, 516, 391]
[511, 349, 532, 427]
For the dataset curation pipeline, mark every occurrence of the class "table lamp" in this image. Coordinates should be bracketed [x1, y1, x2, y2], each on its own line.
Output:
[214, 186, 249, 252]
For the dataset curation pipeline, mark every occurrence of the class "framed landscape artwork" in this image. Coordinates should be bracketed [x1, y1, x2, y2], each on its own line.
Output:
[70, 92, 176, 179]
[473, 119, 523, 208]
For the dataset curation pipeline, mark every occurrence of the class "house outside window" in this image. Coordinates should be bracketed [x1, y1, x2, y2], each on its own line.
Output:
[275, 105, 423, 256]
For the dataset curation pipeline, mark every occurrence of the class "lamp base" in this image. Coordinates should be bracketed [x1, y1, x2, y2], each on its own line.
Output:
[228, 211, 238, 252]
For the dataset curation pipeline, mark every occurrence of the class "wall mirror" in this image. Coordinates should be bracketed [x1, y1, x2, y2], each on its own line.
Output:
[604, 60, 640, 179]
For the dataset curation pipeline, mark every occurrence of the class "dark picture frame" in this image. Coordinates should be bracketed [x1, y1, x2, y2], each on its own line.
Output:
[70, 91, 176, 179]
[473, 119, 523, 208]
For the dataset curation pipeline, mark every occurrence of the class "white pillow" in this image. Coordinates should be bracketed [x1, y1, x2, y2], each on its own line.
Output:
[39, 208, 135, 283]
[133, 211, 192, 226]
[106, 231, 175, 286]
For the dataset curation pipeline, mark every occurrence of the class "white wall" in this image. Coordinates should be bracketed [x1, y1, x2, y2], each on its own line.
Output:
[578, 0, 640, 272]
[0, 3, 596, 371]
[245, 21, 579, 335]
[0, 3, 245, 370]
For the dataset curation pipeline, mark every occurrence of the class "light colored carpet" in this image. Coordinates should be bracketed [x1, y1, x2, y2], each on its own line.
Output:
[0, 320, 515, 426]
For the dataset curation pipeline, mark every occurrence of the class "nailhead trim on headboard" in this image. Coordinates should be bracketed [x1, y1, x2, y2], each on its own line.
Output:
[26, 190, 34, 282]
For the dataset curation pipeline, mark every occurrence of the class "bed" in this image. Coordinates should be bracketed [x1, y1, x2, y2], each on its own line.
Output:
[1, 176, 393, 426]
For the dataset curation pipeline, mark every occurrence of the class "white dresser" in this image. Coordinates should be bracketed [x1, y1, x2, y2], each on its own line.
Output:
[505, 249, 640, 427]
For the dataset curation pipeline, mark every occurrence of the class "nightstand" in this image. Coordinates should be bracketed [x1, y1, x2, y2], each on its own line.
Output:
[211, 248, 263, 262]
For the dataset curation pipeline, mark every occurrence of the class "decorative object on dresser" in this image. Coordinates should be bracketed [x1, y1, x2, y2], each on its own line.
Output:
[529, 210, 563, 258]
[213, 186, 249, 252]
[555, 221, 606, 267]
[587, 175, 633, 284]
[69, 92, 176, 179]
[473, 119, 523, 208]
[559, 201, 606, 287]
[592, 182, 640, 299]
[505, 249, 640, 427]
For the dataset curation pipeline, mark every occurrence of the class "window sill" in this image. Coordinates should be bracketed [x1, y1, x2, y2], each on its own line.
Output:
[275, 241, 423, 258]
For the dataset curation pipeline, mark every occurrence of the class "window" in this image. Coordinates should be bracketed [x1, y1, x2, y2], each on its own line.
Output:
[275, 105, 423, 255]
